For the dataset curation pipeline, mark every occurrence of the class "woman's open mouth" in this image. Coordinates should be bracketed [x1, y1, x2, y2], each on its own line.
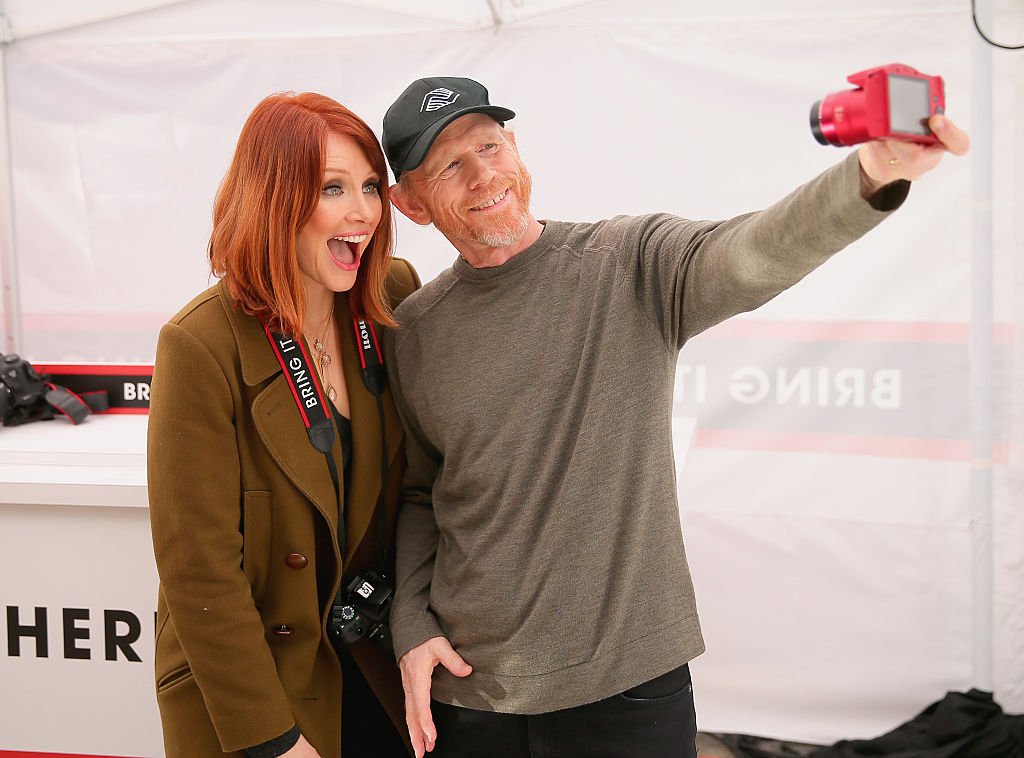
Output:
[326, 234, 367, 271]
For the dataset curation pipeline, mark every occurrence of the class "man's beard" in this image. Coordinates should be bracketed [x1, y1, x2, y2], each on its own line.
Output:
[472, 210, 530, 248]
[432, 157, 533, 249]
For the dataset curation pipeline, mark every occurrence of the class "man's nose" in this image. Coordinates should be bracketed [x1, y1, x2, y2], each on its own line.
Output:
[466, 155, 496, 190]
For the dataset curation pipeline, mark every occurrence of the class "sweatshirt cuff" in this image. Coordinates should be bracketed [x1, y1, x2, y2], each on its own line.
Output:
[244, 725, 300, 758]
[866, 179, 911, 212]
[392, 610, 446, 661]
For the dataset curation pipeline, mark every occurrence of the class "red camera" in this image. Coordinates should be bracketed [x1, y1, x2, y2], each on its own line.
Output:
[810, 63, 945, 147]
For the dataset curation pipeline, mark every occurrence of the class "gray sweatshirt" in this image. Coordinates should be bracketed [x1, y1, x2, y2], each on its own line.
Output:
[386, 153, 906, 714]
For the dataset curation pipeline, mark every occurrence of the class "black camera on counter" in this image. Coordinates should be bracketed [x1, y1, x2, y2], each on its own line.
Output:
[328, 570, 393, 650]
[0, 353, 48, 425]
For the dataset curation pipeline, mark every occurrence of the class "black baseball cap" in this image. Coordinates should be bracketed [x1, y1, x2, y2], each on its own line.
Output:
[382, 76, 515, 181]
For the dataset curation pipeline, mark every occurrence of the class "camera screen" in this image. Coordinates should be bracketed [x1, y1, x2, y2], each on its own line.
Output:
[888, 74, 931, 135]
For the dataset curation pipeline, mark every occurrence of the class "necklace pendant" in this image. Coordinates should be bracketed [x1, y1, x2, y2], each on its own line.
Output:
[321, 353, 331, 367]
[314, 339, 324, 351]
[327, 386, 337, 402]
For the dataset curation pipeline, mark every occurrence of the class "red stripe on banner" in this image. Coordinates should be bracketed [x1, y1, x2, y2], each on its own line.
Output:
[22, 312, 170, 331]
[694, 428, 1010, 463]
[0, 751, 146, 758]
[95, 407, 149, 415]
[703, 319, 1015, 344]
[33, 364, 154, 376]
[19, 314, 1017, 345]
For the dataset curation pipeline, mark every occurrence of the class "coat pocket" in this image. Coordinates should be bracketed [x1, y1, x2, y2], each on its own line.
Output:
[156, 662, 194, 693]
[241, 490, 273, 605]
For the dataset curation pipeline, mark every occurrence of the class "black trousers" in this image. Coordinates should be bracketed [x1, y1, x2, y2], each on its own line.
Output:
[338, 646, 408, 757]
[430, 663, 697, 758]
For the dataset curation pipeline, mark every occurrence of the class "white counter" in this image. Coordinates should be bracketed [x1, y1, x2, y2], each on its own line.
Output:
[0, 414, 148, 507]
[0, 414, 162, 757]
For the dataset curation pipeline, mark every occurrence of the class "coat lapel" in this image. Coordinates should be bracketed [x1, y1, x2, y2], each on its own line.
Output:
[220, 281, 341, 543]
[340, 293, 404, 566]
[252, 376, 341, 537]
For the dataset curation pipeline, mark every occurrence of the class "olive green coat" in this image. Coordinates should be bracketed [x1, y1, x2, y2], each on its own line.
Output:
[148, 259, 420, 756]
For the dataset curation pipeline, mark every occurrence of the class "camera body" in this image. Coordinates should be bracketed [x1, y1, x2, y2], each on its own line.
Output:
[328, 569, 393, 650]
[810, 63, 945, 147]
[0, 353, 48, 425]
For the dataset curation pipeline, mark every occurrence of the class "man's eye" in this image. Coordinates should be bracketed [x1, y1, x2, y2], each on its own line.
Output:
[481, 143, 497, 152]
[323, 185, 342, 196]
[446, 160, 459, 172]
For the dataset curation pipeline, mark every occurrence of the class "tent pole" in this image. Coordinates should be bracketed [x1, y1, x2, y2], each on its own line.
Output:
[486, 0, 504, 28]
[0, 9, 22, 355]
[969, 1, 994, 692]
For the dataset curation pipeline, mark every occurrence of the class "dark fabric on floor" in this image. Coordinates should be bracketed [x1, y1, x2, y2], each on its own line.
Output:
[701, 732, 823, 757]
[811, 689, 1023, 758]
[702, 689, 1024, 758]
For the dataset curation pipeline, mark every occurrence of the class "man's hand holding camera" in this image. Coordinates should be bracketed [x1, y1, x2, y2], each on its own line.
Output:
[859, 113, 971, 197]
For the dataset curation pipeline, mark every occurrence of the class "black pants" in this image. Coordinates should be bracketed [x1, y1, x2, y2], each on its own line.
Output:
[338, 646, 408, 757]
[431, 663, 697, 758]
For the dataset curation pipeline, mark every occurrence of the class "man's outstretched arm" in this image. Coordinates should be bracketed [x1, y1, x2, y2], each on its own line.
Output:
[618, 114, 971, 350]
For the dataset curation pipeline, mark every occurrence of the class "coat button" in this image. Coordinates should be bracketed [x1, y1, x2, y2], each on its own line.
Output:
[285, 553, 308, 569]
[273, 625, 293, 636]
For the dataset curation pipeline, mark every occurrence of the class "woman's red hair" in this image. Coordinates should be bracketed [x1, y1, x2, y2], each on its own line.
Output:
[209, 92, 396, 334]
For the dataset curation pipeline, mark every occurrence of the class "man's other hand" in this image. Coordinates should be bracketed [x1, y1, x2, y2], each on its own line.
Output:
[399, 636, 473, 757]
[858, 114, 971, 196]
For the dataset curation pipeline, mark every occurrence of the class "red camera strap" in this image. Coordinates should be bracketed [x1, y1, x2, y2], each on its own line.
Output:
[263, 327, 334, 451]
[263, 318, 389, 572]
[264, 325, 344, 558]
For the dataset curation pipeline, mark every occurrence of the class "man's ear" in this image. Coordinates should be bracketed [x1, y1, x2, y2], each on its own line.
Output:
[505, 129, 517, 149]
[389, 181, 433, 226]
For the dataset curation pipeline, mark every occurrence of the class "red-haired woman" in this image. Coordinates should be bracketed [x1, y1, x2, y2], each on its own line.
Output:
[148, 92, 418, 757]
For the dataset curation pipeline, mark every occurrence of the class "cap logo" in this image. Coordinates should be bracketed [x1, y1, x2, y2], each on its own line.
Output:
[421, 88, 461, 113]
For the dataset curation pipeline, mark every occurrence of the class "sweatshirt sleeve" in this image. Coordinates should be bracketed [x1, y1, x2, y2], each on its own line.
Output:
[384, 327, 447, 660]
[148, 322, 295, 751]
[617, 151, 909, 350]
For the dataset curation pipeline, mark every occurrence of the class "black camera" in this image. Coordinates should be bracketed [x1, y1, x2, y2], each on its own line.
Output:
[0, 353, 48, 425]
[328, 570, 393, 650]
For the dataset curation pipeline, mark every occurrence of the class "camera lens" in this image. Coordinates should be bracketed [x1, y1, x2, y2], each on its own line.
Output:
[809, 100, 828, 146]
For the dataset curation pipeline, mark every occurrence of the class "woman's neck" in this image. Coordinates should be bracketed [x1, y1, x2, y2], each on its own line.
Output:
[303, 285, 335, 337]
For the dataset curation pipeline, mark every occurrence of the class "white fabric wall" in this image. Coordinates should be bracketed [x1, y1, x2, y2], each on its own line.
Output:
[2, 0, 1021, 747]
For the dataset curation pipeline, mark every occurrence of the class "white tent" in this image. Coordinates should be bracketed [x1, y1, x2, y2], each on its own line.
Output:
[1, 0, 1021, 754]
